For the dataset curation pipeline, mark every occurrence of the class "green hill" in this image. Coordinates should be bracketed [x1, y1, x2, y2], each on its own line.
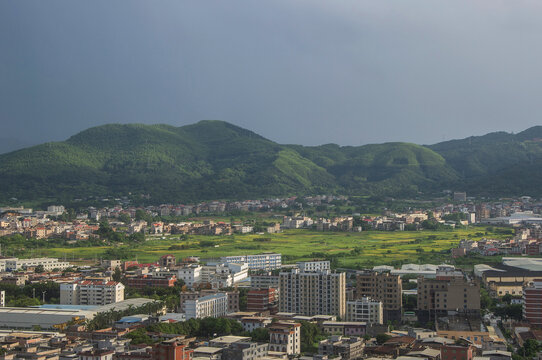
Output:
[2, 121, 542, 204]
[428, 126, 542, 196]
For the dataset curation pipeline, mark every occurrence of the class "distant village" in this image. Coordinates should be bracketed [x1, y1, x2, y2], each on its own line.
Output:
[3, 193, 542, 250]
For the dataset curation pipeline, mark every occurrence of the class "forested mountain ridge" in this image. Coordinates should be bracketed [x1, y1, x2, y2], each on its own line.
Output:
[1, 121, 541, 203]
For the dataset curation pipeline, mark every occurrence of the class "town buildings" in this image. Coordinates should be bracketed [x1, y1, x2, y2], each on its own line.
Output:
[417, 275, 480, 321]
[79, 349, 115, 360]
[441, 344, 473, 360]
[184, 293, 228, 320]
[279, 269, 345, 318]
[177, 265, 202, 288]
[179, 289, 239, 313]
[221, 341, 269, 360]
[246, 288, 278, 313]
[523, 279, 542, 327]
[220, 253, 282, 271]
[124, 274, 177, 289]
[297, 260, 331, 272]
[153, 339, 193, 360]
[60, 280, 125, 305]
[318, 335, 365, 360]
[159, 254, 176, 268]
[4, 257, 71, 271]
[268, 321, 301, 355]
[345, 297, 383, 325]
[250, 273, 279, 290]
[355, 271, 402, 322]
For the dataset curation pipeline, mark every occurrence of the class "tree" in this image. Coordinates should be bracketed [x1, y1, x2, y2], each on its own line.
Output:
[34, 265, 45, 273]
[376, 333, 392, 345]
[518, 339, 542, 358]
[494, 304, 523, 321]
[300, 321, 324, 353]
[118, 213, 131, 224]
[112, 267, 123, 282]
[135, 209, 153, 223]
[480, 288, 493, 310]
[239, 288, 249, 311]
[501, 294, 513, 304]
[251, 328, 269, 342]
[9, 296, 41, 307]
[403, 294, 417, 311]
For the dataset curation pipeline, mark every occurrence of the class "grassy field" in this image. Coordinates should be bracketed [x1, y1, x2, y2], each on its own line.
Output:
[39, 226, 511, 269]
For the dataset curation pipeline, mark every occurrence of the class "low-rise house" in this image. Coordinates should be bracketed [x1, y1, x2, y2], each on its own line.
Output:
[322, 321, 367, 337]
[240, 316, 273, 332]
[441, 344, 474, 360]
[268, 322, 301, 355]
[318, 335, 364, 360]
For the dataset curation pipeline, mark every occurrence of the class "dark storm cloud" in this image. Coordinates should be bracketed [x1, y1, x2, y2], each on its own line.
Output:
[1, 0, 542, 149]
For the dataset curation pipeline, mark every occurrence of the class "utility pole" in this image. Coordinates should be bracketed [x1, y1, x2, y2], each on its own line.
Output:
[42, 291, 46, 303]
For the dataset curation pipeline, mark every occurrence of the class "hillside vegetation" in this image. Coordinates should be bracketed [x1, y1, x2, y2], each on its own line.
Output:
[1, 121, 542, 203]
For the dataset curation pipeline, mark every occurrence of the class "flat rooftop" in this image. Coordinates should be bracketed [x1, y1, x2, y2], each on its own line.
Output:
[93, 298, 155, 313]
[37, 304, 98, 311]
[210, 335, 251, 345]
[193, 346, 223, 354]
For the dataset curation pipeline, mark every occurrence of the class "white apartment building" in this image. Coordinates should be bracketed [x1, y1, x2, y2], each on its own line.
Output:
[269, 321, 301, 355]
[232, 225, 254, 234]
[5, 257, 71, 271]
[185, 293, 228, 320]
[282, 216, 314, 229]
[224, 262, 249, 284]
[296, 260, 330, 272]
[345, 297, 383, 325]
[221, 253, 281, 270]
[0, 258, 16, 272]
[177, 265, 202, 288]
[198, 263, 248, 289]
[47, 205, 65, 215]
[241, 317, 272, 332]
[279, 269, 346, 318]
[60, 280, 124, 306]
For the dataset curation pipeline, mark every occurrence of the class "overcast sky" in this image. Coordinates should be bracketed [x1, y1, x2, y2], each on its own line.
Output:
[1, 1, 542, 151]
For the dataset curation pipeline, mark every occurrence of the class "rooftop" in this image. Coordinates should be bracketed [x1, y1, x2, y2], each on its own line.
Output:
[502, 257, 542, 271]
[193, 346, 223, 354]
[210, 335, 251, 345]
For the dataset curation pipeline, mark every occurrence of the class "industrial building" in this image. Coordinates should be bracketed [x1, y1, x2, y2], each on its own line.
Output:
[0, 298, 154, 330]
